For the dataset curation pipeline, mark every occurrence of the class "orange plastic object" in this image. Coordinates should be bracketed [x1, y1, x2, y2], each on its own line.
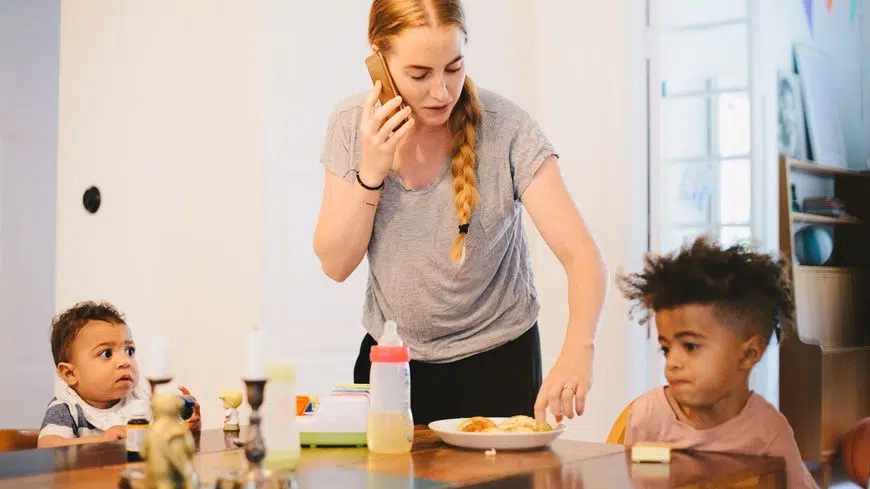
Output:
[296, 396, 310, 415]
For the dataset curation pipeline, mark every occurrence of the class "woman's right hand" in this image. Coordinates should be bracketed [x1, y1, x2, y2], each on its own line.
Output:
[358, 80, 414, 187]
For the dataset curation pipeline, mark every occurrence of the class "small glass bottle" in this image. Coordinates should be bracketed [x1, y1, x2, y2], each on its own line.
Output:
[263, 362, 301, 471]
[126, 400, 150, 462]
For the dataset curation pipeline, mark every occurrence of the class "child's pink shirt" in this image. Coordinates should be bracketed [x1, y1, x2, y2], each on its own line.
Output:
[625, 387, 818, 489]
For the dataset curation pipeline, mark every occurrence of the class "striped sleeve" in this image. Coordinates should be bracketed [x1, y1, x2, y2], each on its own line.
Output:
[39, 399, 77, 439]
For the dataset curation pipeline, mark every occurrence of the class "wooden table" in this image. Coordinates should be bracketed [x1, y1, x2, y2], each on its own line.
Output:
[0, 428, 786, 488]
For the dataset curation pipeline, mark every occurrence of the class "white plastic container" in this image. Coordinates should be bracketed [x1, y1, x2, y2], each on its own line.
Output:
[296, 386, 369, 447]
[367, 320, 413, 454]
[262, 362, 301, 471]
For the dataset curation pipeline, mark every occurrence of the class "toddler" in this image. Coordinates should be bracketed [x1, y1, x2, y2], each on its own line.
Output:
[38, 301, 200, 447]
[617, 236, 817, 488]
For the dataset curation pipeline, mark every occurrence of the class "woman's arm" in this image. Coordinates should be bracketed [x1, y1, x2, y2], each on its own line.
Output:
[522, 156, 608, 422]
[312, 171, 382, 282]
[313, 83, 413, 282]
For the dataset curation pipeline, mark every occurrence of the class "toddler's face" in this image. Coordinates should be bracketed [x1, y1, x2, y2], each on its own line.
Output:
[58, 320, 139, 408]
[655, 304, 754, 409]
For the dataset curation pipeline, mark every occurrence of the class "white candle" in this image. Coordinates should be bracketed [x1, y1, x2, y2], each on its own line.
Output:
[245, 327, 266, 380]
[149, 335, 169, 379]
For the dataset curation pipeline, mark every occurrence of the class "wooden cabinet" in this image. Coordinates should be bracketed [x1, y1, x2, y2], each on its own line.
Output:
[777, 154, 870, 465]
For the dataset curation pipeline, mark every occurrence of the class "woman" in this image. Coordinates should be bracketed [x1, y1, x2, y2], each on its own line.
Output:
[313, 0, 606, 425]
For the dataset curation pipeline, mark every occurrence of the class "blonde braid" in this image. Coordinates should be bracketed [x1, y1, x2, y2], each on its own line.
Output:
[448, 76, 482, 264]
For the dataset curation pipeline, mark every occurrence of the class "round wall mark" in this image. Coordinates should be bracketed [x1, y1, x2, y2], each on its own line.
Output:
[83, 186, 101, 214]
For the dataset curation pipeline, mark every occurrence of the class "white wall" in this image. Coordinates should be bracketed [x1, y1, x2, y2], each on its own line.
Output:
[56, 0, 266, 429]
[531, 0, 650, 441]
[259, 0, 374, 408]
[750, 0, 781, 409]
[0, 0, 59, 428]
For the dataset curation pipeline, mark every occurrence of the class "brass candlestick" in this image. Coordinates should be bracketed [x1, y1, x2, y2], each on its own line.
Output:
[148, 376, 173, 397]
[242, 379, 266, 474]
[214, 379, 296, 489]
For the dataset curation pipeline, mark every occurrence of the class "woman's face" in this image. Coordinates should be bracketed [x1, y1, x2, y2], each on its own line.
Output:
[383, 25, 466, 128]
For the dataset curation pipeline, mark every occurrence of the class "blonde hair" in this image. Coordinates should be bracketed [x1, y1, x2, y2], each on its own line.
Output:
[219, 389, 243, 408]
[369, 0, 482, 264]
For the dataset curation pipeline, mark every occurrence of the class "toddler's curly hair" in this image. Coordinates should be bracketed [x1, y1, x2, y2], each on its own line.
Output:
[617, 236, 795, 343]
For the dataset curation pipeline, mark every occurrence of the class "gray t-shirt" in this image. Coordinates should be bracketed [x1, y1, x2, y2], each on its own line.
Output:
[320, 87, 556, 363]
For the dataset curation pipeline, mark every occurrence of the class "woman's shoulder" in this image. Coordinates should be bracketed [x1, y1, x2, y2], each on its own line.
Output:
[325, 91, 368, 130]
[474, 87, 544, 146]
[330, 91, 369, 113]
[475, 86, 532, 122]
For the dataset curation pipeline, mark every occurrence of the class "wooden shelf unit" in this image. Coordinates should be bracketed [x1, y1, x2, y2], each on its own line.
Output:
[786, 157, 870, 179]
[777, 154, 870, 466]
[792, 212, 862, 225]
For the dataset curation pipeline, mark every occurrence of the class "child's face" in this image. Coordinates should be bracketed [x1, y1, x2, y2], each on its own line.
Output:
[655, 304, 762, 409]
[58, 320, 139, 409]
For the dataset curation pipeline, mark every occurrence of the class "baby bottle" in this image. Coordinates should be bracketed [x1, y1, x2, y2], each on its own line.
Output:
[367, 320, 413, 454]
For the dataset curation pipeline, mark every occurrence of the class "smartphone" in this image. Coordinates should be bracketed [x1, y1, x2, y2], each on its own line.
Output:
[365, 51, 408, 129]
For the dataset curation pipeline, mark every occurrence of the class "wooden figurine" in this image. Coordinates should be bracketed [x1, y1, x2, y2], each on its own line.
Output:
[142, 393, 198, 489]
[219, 389, 242, 432]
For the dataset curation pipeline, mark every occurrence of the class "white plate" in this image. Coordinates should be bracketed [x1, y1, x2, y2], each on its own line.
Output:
[428, 417, 566, 450]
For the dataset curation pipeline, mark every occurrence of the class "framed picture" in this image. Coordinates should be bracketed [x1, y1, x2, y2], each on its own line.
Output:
[777, 71, 808, 160]
[794, 44, 848, 167]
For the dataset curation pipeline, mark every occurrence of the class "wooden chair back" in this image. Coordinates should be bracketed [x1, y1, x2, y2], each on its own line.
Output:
[606, 398, 637, 444]
[0, 429, 39, 452]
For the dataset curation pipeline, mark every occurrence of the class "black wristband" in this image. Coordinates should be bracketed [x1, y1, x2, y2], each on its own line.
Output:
[356, 172, 385, 191]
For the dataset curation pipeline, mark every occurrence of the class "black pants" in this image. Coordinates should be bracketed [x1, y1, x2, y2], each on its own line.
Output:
[354, 324, 543, 425]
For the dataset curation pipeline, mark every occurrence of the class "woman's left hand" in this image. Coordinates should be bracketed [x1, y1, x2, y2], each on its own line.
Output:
[534, 344, 593, 423]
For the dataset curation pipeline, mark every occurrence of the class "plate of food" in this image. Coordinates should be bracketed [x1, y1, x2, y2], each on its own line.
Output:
[428, 415, 565, 450]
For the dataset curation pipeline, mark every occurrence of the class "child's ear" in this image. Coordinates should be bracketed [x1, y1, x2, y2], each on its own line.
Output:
[57, 363, 78, 387]
[739, 335, 766, 370]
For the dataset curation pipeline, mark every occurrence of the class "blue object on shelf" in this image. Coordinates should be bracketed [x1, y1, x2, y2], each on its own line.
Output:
[794, 225, 834, 266]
